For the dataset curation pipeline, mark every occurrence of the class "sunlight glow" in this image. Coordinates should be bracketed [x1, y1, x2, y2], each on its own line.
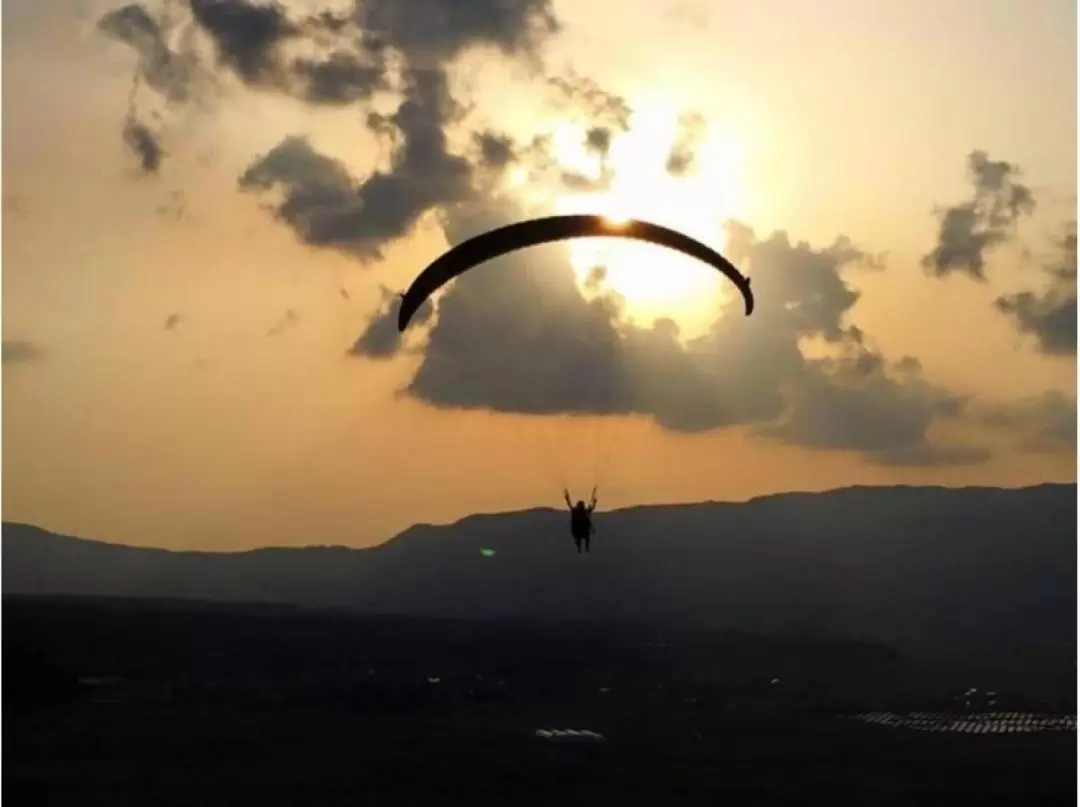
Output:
[551, 102, 748, 333]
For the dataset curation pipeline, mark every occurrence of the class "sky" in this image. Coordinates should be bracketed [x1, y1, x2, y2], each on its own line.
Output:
[2, 0, 1076, 550]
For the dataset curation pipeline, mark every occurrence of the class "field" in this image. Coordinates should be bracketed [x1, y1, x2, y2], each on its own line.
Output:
[5, 595, 1075, 805]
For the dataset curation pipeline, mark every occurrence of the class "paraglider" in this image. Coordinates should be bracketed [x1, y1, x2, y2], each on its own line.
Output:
[394, 214, 756, 555]
[396, 214, 754, 331]
[564, 487, 597, 553]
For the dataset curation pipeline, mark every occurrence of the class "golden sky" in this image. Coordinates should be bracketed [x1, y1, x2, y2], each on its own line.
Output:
[3, 0, 1076, 549]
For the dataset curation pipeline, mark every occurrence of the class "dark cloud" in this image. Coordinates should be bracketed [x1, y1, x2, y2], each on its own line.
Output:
[2, 340, 44, 364]
[555, 126, 617, 192]
[665, 111, 706, 177]
[865, 442, 991, 467]
[584, 125, 612, 157]
[547, 70, 631, 131]
[240, 69, 475, 258]
[123, 116, 163, 173]
[292, 50, 387, 105]
[359, 198, 978, 465]
[405, 201, 632, 416]
[239, 136, 363, 246]
[185, 0, 558, 99]
[99, 4, 204, 175]
[474, 131, 517, 169]
[985, 390, 1077, 452]
[188, 0, 301, 88]
[101, 0, 567, 213]
[357, 0, 558, 68]
[98, 3, 199, 103]
[994, 221, 1077, 356]
[759, 347, 982, 466]
[921, 150, 1036, 280]
[348, 288, 433, 359]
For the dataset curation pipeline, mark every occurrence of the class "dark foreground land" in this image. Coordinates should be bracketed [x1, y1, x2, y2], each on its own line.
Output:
[5, 595, 1075, 806]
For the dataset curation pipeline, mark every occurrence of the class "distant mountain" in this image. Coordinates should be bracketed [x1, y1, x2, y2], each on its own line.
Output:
[4, 485, 1075, 661]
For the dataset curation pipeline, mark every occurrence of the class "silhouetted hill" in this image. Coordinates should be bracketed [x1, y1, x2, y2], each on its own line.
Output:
[4, 485, 1075, 662]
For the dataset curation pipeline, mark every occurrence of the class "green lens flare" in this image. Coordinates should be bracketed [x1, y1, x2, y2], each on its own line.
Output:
[480, 548, 496, 557]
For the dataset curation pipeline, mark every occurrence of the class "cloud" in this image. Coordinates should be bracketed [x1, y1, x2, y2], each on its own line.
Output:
[357, 197, 979, 465]
[240, 69, 474, 258]
[123, 116, 164, 173]
[292, 50, 388, 106]
[994, 221, 1077, 356]
[759, 348, 984, 466]
[164, 313, 182, 330]
[348, 288, 433, 359]
[98, 4, 208, 175]
[358, 0, 558, 69]
[473, 131, 518, 170]
[985, 390, 1077, 452]
[185, 0, 557, 96]
[547, 70, 631, 131]
[98, 3, 200, 104]
[233, 0, 568, 252]
[2, 340, 45, 364]
[187, 0, 301, 88]
[665, 111, 706, 177]
[921, 150, 1036, 280]
[100, 0, 569, 222]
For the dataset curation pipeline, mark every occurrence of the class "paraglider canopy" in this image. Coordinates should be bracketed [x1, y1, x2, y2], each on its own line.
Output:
[397, 214, 754, 331]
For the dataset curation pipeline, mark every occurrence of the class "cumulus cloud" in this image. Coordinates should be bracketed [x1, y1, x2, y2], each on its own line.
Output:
[348, 287, 433, 359]
[473, 131, 518, 170]
[759, 348, 984, 466]
[994, 220, 1077, 356]
[230, 0, 567, 252]
[921, 150, 1036, 280]
[174, 0, 556, 98]
[187, 0, 301, 88]
[359, 0, 558, 67]
[97, 0, 582, 213]
[91, 3, 988, 468]
[292, 50, 387, 106]
[353, 195, 980, 465]
[985, 390, 1077, 452]
[240, 69, 474, 258]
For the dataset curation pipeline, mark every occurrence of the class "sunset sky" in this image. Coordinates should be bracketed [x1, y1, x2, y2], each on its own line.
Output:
[3, 0, 1076, 550]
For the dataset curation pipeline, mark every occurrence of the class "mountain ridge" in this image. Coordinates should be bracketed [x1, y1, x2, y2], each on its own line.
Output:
[4, 483, 1075, 667]
[6, 482, 1072, 554]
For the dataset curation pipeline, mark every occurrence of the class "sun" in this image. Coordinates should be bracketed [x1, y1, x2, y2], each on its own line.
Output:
[552, 102, 748, 335]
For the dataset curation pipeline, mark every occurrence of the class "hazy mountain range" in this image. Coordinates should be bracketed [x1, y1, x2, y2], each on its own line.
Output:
[4, 485, 1075, 661]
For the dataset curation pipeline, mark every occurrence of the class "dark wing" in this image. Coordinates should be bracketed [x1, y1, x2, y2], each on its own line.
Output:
[397, 214, 754, 331]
